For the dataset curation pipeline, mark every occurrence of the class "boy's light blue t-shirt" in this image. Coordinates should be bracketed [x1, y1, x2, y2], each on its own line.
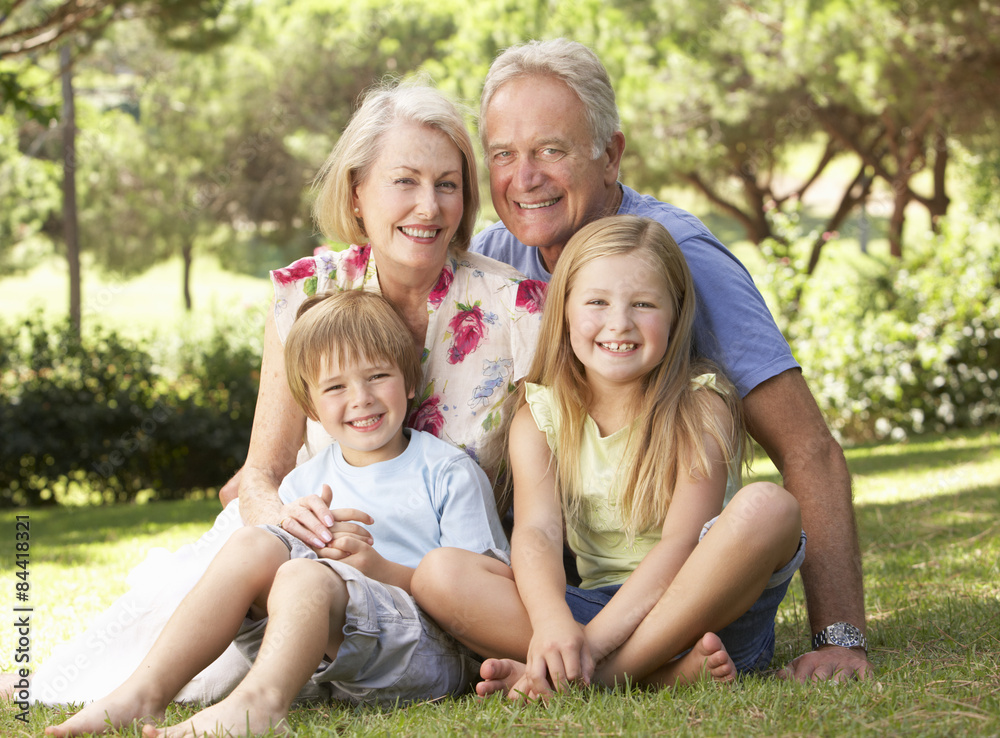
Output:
[472, 184, 799, 398]
[278, 429, 509, 568]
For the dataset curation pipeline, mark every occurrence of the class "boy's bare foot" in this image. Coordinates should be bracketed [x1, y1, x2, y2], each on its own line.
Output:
[45, 687, 166, 737]
[660, 632, 737, 687]
[1, 672, 24, 700]
[476, 658, 526, 698]
[142, 685, 290, 738]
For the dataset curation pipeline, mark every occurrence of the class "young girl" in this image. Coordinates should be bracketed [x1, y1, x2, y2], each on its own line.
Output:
[413, 215, 806, 698]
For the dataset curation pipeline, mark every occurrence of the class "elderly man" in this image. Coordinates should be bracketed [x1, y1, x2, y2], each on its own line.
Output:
[470, 38, 871, 684]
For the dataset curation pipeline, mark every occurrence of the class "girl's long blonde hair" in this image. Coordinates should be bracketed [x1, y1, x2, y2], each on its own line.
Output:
[519, 215, 748, 536]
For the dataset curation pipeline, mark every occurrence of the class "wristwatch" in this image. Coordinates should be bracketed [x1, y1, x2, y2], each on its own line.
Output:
[812, 622, 867, 653]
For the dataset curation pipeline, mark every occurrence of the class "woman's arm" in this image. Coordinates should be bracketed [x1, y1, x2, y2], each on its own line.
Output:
[509, 406, 594, 694]
[238, 306, 335, 547]
[583, 396, 730, 663]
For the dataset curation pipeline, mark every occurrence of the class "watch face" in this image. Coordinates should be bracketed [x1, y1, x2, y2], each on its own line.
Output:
[827, 622, 861, 647]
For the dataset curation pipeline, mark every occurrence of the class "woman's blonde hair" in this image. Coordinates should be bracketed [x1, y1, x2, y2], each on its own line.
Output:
[284, 290, 422, 422]
[312, 81, 480, 250]
[524, 215, 747, 536]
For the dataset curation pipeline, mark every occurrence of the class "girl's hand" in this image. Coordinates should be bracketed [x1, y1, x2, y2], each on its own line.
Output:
[523, 617, 595, 699]
[279, 484, 374, 550]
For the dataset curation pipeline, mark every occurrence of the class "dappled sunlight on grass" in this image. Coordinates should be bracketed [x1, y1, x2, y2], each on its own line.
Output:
[0, 499, 221, 668]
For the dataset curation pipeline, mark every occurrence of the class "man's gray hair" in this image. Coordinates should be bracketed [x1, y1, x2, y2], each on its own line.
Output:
[480, 38, 621, 159]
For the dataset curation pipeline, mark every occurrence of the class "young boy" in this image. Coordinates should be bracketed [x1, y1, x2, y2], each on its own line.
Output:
[47, 290, 509, 737]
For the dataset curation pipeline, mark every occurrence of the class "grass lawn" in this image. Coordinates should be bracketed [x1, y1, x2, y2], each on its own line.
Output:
[2, 427, 998, 736]
[0, 253, 274, 345]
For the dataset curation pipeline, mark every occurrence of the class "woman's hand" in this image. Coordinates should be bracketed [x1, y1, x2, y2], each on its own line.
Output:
[278, 484, 374, 550]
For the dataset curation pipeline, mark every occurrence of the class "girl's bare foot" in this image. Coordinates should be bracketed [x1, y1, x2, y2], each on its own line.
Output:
[476, 658, 527, 698]
[662, 632, 737, 687]
[45, 686, 166, 737]
[142, 685, 290, 738]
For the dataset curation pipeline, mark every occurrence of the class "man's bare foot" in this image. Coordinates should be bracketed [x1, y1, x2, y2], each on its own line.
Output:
[476, 658, 526, 698]
[142, 685, 290, 738]
[658, 632, 737, 687]
[45, 686, 166, 737]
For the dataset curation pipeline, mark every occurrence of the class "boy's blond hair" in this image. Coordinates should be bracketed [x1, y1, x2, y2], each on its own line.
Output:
[284, 290, 422, 422]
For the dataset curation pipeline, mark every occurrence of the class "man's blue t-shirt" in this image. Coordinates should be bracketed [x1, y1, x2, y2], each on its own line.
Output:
[471, 184, 798, 397]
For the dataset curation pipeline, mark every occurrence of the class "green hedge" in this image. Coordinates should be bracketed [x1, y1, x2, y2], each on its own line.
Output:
[760, 215, 1000, 442]
[0, 315, 260, 506]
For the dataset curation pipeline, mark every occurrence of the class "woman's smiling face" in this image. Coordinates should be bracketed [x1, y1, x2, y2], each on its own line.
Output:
[352, 123, 465, 278]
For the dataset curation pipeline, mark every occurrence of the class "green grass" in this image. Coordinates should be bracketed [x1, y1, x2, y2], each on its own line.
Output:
[3, 427, 999, 736]
[0, 252, 273, 344]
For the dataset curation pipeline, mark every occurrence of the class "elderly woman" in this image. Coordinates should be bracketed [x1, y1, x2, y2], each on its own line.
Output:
[237, 83, 543, 548]
[26, 83, 543, 708]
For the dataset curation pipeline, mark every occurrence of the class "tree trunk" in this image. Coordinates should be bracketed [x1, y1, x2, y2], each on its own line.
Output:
[805, 163, 876, 275]
[61, 45, 81, 335]
[889, 182, 909, 259]
[928, 126, 950, 232]
[681, 171, 776, 245]
[182, 243, 193, 311]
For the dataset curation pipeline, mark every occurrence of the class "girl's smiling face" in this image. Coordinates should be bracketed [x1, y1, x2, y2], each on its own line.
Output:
[565, 250, 674, 395]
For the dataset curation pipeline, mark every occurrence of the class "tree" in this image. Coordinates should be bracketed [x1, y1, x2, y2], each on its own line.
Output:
[799, 0, 1000, 256]
[1, 0, 247, 327]
[0, 0, 243, 59]
[67, 0, 459, 309]
[432, 0, 999, 264]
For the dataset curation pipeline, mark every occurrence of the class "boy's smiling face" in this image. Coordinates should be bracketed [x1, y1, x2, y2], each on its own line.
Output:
[310, 353, 413, 466]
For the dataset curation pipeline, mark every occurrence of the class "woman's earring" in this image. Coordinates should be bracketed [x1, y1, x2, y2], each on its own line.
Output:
[354, 207, 360, 216]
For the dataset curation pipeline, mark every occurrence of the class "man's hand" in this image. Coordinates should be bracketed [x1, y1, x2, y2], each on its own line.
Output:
[779, 646, 873, 683]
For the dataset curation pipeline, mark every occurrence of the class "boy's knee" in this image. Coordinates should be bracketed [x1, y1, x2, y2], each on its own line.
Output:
[272, 559, 346, 610]
[275, 556, 328, 583]
[226, 525, 278, 552]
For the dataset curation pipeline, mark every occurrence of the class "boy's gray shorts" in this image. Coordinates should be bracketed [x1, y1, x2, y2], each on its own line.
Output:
[233, 525, 481, 707]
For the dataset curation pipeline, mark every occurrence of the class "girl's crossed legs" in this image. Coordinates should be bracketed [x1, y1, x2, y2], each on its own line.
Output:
[413, 482, 802, 696]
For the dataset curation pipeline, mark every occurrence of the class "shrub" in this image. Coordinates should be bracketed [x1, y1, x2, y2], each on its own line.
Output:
[0, 315, 260, 506]
[758, 216, 1000, 442]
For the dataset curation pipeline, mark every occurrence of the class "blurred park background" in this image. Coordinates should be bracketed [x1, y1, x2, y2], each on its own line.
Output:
[2, 0, 999, 507]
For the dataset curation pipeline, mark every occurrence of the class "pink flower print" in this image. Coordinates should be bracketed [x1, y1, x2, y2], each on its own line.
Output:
[447, 302, 487, 364]
[271, 257, 316, 286]
[342, 244, 371, 281]
[409, 393, 445, 437]
[516, 279, 547, 314]
[428, 265, 455, 308]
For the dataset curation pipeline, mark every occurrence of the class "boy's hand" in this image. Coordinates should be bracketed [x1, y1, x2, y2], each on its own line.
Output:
[318, 534, 386, 577]
[278, 484, 373, 550]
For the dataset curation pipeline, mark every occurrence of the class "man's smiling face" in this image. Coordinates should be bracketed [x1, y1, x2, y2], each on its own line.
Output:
[484, 74, 621, 261]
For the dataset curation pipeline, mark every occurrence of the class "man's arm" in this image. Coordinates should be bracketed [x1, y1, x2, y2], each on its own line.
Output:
[742, 368, 874, 682]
